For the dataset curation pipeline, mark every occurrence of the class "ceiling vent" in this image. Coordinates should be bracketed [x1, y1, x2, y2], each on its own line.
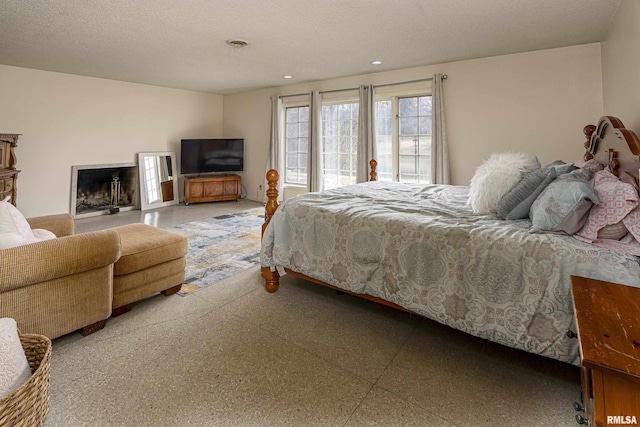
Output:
[226, 40, 249, 48]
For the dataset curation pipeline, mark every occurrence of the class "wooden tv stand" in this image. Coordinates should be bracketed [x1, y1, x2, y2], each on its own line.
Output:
[184, 174, 241, 205]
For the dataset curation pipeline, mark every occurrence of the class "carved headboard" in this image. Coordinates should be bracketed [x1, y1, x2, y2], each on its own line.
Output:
[583, 116, 640, 186]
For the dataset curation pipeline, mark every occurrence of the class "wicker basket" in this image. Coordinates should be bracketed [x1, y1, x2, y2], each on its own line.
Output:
[0, 332, 51, 427]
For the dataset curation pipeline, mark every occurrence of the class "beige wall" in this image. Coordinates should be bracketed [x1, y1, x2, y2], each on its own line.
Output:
[224, 43, 603, 201]
[602, 0, 640, 133]
[0, 41, 608, 216]
[0, 65, 223, 217]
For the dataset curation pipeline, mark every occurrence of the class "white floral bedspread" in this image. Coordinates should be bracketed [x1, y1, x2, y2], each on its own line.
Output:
[260, 181, 640, 365]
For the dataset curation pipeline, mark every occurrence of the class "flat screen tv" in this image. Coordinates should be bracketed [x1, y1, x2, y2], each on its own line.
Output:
[180, 138, 244, 175]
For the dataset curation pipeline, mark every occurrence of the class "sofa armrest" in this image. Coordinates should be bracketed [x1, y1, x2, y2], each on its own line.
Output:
[26, 214, 75, 237]
[0, 229, 121, 292]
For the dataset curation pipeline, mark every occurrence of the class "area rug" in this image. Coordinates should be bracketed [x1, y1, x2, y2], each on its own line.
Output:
[165, 206, 265, 296]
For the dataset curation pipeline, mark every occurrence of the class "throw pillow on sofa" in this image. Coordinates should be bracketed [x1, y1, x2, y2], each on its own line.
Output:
[0, 201, 56, 249]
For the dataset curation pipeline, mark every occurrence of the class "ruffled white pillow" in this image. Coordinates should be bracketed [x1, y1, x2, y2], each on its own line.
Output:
[468, 152, 540, 214]
[0, 202, 56, 249]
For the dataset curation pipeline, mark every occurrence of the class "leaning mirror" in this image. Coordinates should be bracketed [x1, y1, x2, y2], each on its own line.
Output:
[137, 152, 179, 210]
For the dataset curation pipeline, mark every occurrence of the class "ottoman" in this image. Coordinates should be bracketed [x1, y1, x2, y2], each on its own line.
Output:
[110, 223, 188, 316]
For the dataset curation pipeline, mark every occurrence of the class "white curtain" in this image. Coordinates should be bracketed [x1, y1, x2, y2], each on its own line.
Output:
[308, 90, 323, 192]
[357, 85, 376, 182]
[431, 74, 450, 184]
[265, 95, 284, 202]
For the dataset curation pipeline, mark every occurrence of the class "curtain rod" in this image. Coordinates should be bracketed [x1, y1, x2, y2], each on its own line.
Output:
[375, 75, 447, 89]
[279, 74, 447, 99]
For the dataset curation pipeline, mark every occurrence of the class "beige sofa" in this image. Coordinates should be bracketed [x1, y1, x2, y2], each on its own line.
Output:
[0, 213, 121, 339]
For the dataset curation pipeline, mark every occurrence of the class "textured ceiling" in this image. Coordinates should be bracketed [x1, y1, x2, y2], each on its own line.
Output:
[0, 0, 621, 95]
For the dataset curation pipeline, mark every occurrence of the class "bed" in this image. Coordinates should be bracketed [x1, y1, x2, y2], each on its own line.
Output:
[260, 116, 640, 366]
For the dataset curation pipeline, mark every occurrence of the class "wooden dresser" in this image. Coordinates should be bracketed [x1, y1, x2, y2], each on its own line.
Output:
[571, 276, 640, 426]
[0, 133, 20, 205]
[184, 174, 241, 205]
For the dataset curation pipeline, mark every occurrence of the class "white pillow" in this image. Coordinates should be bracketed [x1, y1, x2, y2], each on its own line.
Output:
[0, 318, 32, 399]
[32, 228, 56, 240]
[0, 202, 56, 249]
[468, 152, 540, 214]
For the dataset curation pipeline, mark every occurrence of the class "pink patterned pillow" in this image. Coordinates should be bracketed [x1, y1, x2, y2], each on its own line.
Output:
[575, 169, 639, 241]
[575, 158, 604, 174]
[623, 207, 640, 237]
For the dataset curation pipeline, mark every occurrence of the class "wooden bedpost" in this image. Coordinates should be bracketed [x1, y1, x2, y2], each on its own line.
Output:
[583, 124, 596, 161]
[261, 169, 280, 293]
[369, 159, 377, 181]
[262, 169, 279, 235]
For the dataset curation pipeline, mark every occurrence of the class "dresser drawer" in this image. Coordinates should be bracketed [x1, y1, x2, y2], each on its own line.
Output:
[2, 178, 13, 192]
[0, 175, 17, 204]
[0, 134, 20, 206]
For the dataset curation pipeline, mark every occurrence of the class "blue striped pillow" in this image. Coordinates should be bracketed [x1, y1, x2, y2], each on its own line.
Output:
[496, 167, 557, 220]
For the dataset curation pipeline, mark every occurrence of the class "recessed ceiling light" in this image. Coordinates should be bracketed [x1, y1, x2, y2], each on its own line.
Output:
[371, 60, 383, 65]
[283, 75, 293, 79]
[226, 39, 249, 48]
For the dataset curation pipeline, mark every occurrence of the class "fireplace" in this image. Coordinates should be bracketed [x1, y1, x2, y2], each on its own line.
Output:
[71, 163, 138, 218]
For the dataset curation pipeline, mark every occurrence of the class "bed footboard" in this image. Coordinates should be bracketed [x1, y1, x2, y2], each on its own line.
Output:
[261, 160, 377, 293]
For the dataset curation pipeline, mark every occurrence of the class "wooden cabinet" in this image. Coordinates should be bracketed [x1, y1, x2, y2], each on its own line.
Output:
[0, 133, 20, 205]
[184, 174, 241, 205]
[571, 276, 640, 426]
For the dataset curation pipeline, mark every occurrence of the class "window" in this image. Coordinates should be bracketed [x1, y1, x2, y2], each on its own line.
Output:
[375, 95, 433, 183]
[400, 96, 432, 183]
[321, 102, 359, 190]
[284, 106, 309, 185]
[375, 100, 393, 181]
[283, 97, 358, 190]
[280, 87, 432, 190]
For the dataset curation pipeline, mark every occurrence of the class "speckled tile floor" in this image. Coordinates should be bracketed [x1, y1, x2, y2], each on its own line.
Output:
[74, 199, 263, 233]
[45, 202, 582, 426]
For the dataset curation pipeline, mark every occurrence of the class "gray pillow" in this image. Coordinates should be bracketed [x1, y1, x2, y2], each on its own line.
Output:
[496, 167, 557, 220]
[529, 168, 599, 234]
[545, 160, 578, 176]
